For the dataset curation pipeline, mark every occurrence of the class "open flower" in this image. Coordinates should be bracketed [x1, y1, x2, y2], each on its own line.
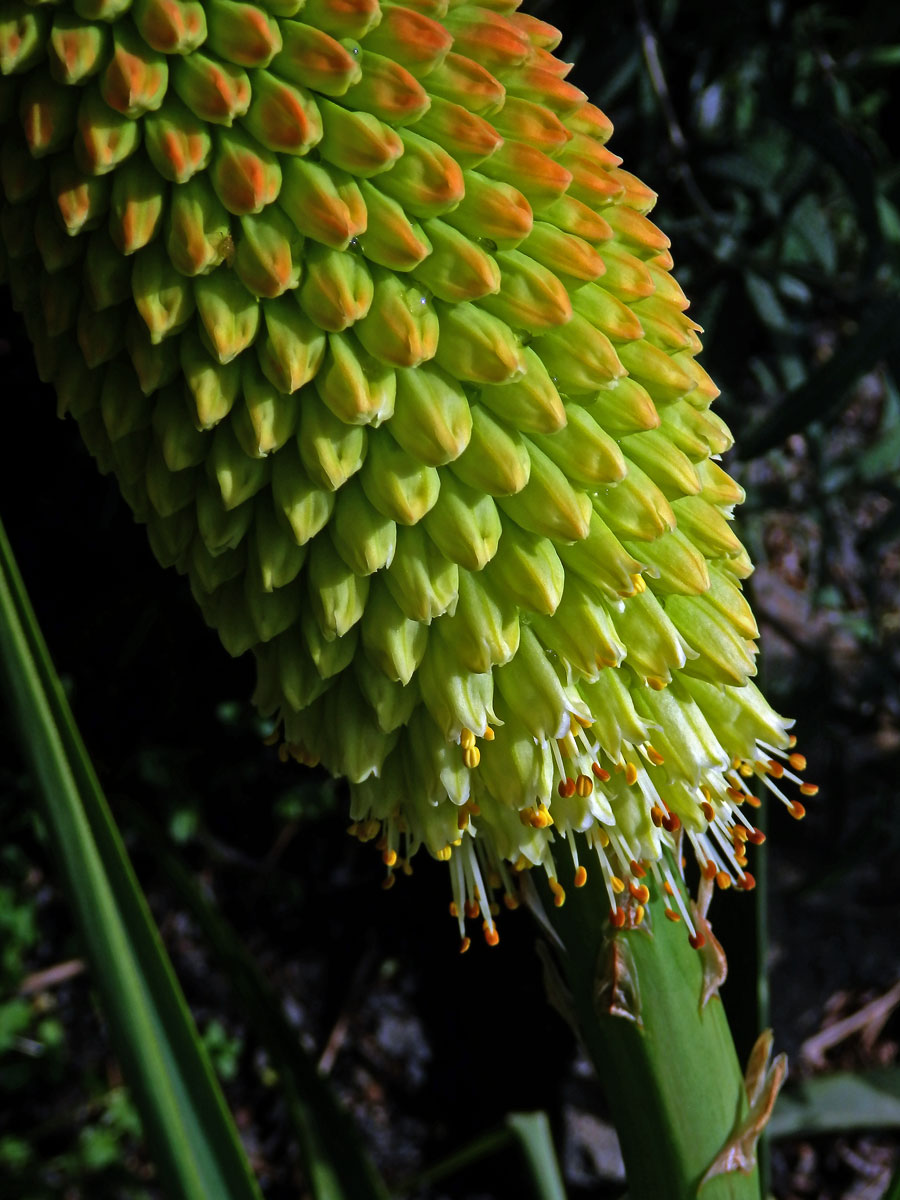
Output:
[0, 0, 814, 951]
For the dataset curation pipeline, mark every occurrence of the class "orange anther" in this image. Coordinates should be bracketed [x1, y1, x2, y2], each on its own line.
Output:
[647, 676, 666, 691]
[574, 865, 588, 888]
[459, 936, 471, 954]
[738, 871, 756, 891]
[664, 880, 674, 896]
[747, 828, 766, 845]
[702, 860, 718, 881]
[664, 907, 681, 923]
[646, 745, 665, 766]
[650, 805, 664, 828]
[716, 871, 732, 890]
[630, 860, 647, 878]
[629, 881, 650, 903]
[726, 787, 746, 803]
[383, 848, 398, 867]
[701, 801, 715, 822]
[483, 925, 500, 947]
[610, 906, 626, 928]
[789, 801, 806, 820]
[788, 734, 798, 748]
[745, 794, 762, 808]
[503, 893, 520, 911]
[766, 759, 784, 778]
[625, 762, 639, 785]
[465, 900, 480, 919]
[689, 932, 706, 950]
[592, 763, 611, 782]
[732, 826, 748, 843]
[788, 753, 806, 771]
[381, 873, 396, 890]
[799, 783, 819, 797]
[662, 812, 681, 833]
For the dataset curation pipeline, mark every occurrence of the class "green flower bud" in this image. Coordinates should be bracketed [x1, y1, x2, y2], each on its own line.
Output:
[241, 71, 322, 157]
[180, 328, 240, 428]
[331, 478, 397, 577]
[449, 404, 530, 497]
[131, 0, 206, 56]
[339, 51, 431, 127]
[271, 442, 334, 546]
[48, 11, 108, 86]
[361, 578, 428, 686]
[210, 124, 282, 216]
[421, 471, 501, 572]
[51, 154, 109, 235]
[355, 178, 431, 271]
[108, 158, 164, 259]
[484, 522, 564, 617]
[208, 419, 268, 510]
[620, 426, 701, 501]
[20, 71, 76, 157]
[409, 217, 500, 303]
[151, 382, 208, 469]
[144, 93, 212, 184]
[171, 51, 251, 127]
[443, 170, 533, 250]
[101, 20, 167, 119]
[250, 496, 306, 592]
[0, 5, 48, 76]
[384, 522, 458, 623]
[205, 0, 282, 68]
[145, 442, 196, 517]
[497, 441, 591, 543]
[355, 268, 439, 368]
[257, 293, 326, 394]
[314, 331, 394, 425]
[301, 607, 357, 681]
[306, 533, 369, 639]
[407, 93, 501, 170]
[166, 171, 231, 275]
[233, 355, 298, 458]
[278, 156, 365, 251]
[233, 204, 303, 298]
[84, 227, 132, 309]
[1, 134, 45, 202]
[272, 21, 362, 97]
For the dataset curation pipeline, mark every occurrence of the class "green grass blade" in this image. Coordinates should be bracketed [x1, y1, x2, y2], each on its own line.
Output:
[770, 1068, 900, 1139]
[505, 1112, 568, 1200]
[0, 515, 263, 1200]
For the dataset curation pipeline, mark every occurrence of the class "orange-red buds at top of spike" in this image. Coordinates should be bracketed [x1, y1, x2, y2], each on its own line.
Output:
[171, 51, 251, 126]
[47, 12, 109, 87]
[0, 0, 809, 954]
[205, 0, 283, 68]
[101, 21, 169, 119]
[242, 73, 324, 157]
[131, 0, 207, 56]
[410, 94, 503, 170]
[272, 21, 363, 97]
[143, 94, 213, 184]
[210, 124, 282, 215]
[301, 0, 383, 41]
[361, 5, 452, 78]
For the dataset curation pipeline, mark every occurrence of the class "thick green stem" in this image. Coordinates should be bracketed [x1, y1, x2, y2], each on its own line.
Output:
[536, 852, 763, 1200]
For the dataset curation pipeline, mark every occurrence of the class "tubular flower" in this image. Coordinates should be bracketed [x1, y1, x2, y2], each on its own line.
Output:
[0, 0, 814, 951]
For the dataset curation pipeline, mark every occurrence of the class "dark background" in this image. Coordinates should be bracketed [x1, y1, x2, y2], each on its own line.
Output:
[1, 1, 899, 1196]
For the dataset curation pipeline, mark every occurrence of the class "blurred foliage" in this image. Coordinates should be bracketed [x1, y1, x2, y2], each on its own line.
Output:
[1, 1, 899, 1197]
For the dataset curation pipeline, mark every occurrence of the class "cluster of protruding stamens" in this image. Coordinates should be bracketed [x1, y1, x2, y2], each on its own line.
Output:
[338, 719, 817, 954]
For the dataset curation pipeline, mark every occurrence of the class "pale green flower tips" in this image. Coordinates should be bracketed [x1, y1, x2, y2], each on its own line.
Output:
[0, 0, 817, 954]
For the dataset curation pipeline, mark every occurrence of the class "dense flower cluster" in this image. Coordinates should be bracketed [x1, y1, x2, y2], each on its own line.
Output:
[0, 0, 815, 950]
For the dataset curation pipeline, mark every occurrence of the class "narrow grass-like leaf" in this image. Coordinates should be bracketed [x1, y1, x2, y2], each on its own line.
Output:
[0, 515, 263, 1200]
[505, 1112, 568, 1200]
[770, 1068, 900, 1139]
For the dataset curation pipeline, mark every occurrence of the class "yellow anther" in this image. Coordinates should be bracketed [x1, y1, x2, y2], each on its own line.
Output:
[631, 572, 646, 593]
[463, 745, 481, 769]
[647, 676, 667, 691]
[483, 726, 495, 741]
[548, 878, 566, 907]
[646, 745, 665, 766]
[611, 876, 625, 894]
[436, 846, 452, 862]
[382, 848, 398, 867]
[575, 774, 593, 797]
[788, 753, 807, 771]
[596, 829, 610, 848]
[625, 761, 639, 785]
[460, 728, 476, 750]
[739, 763, 754, 777]
[635, 904, 646, 925]
[574, 865, 587, 888]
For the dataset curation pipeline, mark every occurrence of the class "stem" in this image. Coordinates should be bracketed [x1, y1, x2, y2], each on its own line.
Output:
[535, 852, 763, 1200]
